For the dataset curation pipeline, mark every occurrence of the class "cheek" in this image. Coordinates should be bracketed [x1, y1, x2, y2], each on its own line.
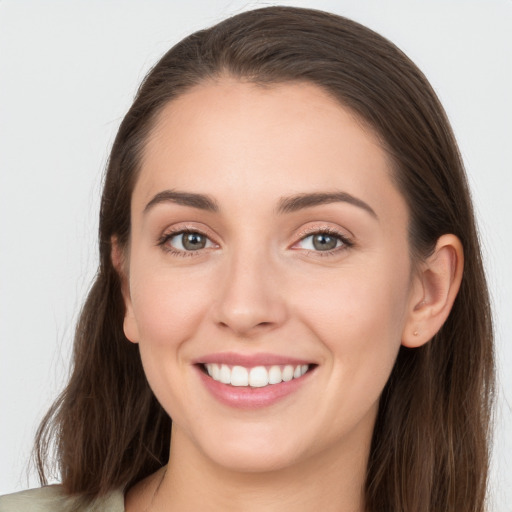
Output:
[295, 255, 412, 390]
[127, 264, 217, 421]
[129, 264, 214, 348]
[301, 267, 409, 345]
[297, 265, 410, 426]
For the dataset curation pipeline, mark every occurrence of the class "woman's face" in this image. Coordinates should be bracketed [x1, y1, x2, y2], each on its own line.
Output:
[122, 79, 418, 473]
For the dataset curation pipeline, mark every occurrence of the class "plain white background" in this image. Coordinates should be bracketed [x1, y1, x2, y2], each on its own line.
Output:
[1, 0, 510, 509]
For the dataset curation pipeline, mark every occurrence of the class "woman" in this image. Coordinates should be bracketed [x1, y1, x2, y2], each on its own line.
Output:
[0, 5, 494, 512]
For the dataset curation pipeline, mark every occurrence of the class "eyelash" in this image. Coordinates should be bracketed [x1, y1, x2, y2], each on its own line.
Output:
[294, 227, 354, 256]
[157, 227, 353, 258]
[157, 228, 215, 258]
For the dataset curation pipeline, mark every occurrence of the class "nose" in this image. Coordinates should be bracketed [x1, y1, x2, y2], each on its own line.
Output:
[212, 248, 288, 338]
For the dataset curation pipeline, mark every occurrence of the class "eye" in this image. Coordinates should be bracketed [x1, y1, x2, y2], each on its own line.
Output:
[295, 230, 351, 252]
[162, 231, 215, 252]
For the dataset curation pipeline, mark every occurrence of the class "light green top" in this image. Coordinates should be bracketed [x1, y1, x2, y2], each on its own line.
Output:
[0, 486, 124, 512]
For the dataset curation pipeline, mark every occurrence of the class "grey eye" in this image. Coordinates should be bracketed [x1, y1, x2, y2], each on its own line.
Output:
[169, 232, 213, 251]
[296, 232, 344, 251]
[312, 233, 338, 250]
[182, 232, 207, 250]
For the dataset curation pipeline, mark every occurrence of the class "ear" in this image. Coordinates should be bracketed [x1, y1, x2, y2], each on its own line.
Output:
[111, 236, 140, 344]
[402, 234, 464, 348]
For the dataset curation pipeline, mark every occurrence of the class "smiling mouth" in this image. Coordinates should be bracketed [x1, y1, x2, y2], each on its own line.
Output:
[200, 363, 314, 388]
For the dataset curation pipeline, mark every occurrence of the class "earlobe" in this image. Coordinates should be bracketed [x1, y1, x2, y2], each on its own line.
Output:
[402, 234, 464, 348]
[111, 236, 140, 344]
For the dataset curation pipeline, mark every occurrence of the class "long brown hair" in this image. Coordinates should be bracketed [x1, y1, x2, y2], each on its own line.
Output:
[35, 6, 495, 511]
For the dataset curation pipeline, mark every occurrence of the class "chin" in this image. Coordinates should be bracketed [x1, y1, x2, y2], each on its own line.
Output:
[178, 420, 312, 474]
[204, 441, 304, 474]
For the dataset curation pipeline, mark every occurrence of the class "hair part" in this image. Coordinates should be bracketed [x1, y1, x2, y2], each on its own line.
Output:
[35, 6, 494, 511]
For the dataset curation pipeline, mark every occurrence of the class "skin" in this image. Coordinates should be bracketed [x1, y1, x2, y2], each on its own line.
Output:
[118, 79, 463, 511]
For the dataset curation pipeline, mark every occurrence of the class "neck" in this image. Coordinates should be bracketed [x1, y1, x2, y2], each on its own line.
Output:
[148, 424, 370, 512]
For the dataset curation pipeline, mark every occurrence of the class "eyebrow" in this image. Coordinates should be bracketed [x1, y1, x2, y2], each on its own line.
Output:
[144, 190, 219, 213]
[276, 191, 377, 218]
[143, 189, 377, 219]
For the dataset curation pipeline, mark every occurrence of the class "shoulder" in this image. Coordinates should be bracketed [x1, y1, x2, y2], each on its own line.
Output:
[0, 486, 124, 512]
[0, 487, 66, 512]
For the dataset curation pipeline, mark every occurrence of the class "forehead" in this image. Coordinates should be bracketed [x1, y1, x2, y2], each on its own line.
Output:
[134, 79, 406, 225]
[144, 79, 383, 169]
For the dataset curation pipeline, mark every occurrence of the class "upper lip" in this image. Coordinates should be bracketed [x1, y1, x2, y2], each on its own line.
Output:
[193, 352, 314, 367]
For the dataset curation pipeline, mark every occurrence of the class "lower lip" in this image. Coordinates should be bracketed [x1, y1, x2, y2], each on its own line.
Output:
[196, 366, 313, 409]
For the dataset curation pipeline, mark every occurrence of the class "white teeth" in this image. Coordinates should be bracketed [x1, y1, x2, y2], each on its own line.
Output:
[282, 365, 294, 382]
[220, 364, 231, 384]
[268, 365, 282, 384]
[230, 366, 249, 386]
[203, 363, 310, 388]
[249, 366, 269, 387]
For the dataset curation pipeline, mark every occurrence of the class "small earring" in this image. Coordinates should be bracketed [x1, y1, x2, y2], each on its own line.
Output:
[413, 329, 419, 336]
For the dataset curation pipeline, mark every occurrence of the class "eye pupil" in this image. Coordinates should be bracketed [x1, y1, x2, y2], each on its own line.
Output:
[182, 232, 206, 250]
[313, 233, 338, 251]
